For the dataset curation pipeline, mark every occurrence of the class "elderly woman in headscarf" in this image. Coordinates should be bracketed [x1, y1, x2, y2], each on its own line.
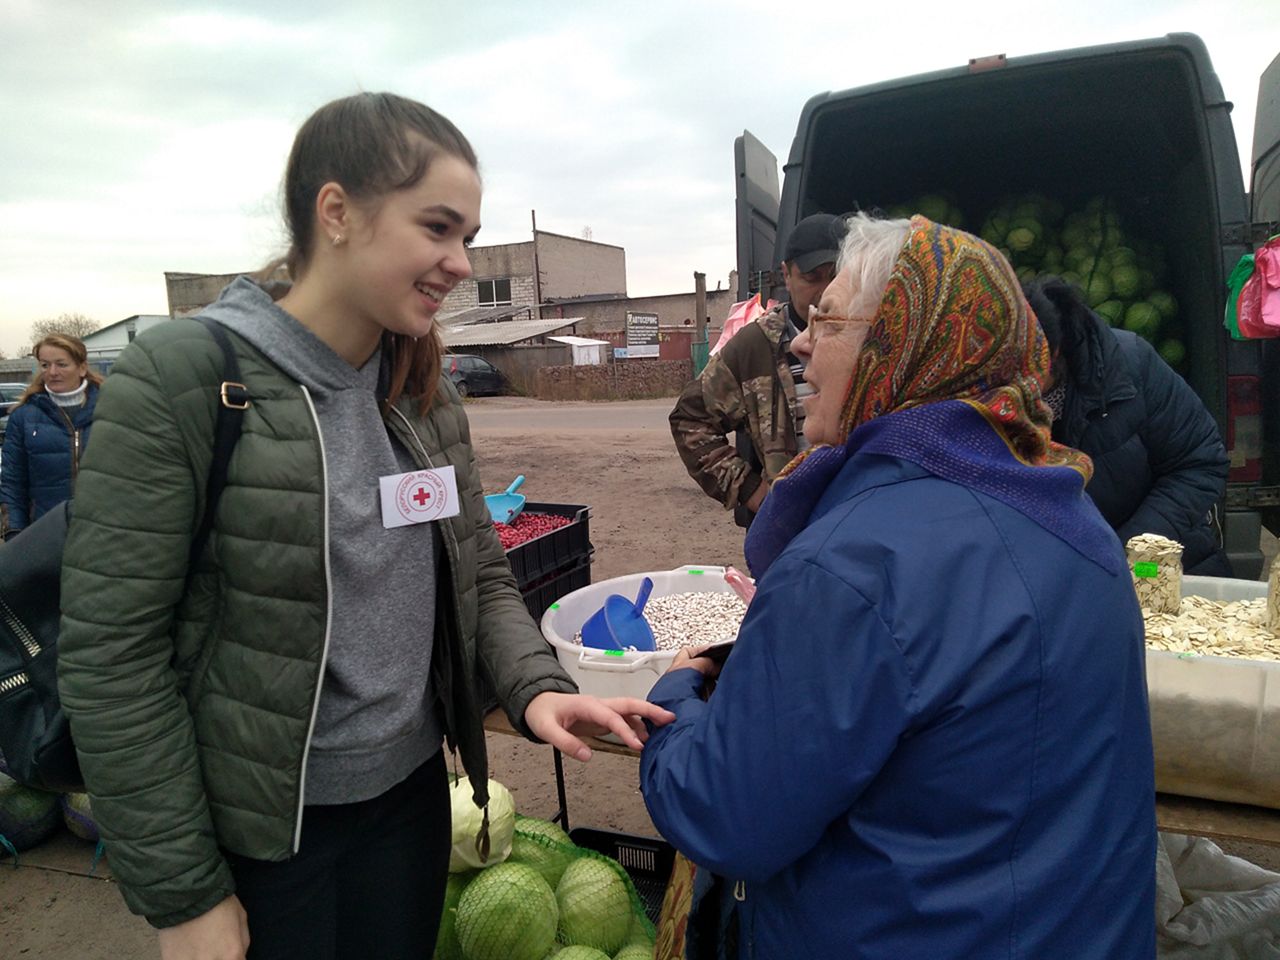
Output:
[640, 214, 1156, 959]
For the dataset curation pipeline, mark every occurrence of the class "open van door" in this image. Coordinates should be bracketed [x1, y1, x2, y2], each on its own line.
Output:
[734, 130, 780, 300]
[1251, 50, 1280, 534]
[1252, 52, 1280, 228]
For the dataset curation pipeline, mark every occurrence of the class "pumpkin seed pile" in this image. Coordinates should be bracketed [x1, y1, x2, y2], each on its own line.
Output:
[1144, 595, 1279, 661]
[1126, 533, 1183, 615]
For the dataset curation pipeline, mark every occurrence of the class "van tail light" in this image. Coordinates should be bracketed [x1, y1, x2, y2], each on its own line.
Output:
[1226, 375, 1262, 482]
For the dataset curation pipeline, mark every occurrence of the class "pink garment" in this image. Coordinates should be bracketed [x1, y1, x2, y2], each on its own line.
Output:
[1255, 237, 1280, 332]
[710, 294, 779, 355]
[1239, 236, 1280, 338]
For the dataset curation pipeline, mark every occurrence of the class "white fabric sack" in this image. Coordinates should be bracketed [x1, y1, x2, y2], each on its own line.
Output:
[1157, 832, 1280, 958]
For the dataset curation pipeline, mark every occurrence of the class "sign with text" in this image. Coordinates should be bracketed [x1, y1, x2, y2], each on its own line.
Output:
[625, 312, 660, 358]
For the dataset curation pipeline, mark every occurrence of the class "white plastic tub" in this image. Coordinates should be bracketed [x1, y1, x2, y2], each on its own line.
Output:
[540, 564, 740, 701]
[1147, 575, 1280, 808]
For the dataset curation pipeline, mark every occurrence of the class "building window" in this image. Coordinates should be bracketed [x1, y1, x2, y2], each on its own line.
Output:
[477, 278, 513, 306]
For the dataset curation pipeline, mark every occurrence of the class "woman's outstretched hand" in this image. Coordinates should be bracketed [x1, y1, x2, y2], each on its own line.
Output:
[524, 692, 675, 760]
[157, 894, 250, 960]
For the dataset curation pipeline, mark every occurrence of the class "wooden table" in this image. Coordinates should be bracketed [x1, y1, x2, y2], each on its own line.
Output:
[486, 710, 1280, 845]
[1155, 793, 1280, 847]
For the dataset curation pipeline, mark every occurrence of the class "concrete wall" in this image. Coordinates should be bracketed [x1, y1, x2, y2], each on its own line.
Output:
[536, 232, 626, 300]
[166, 272, 240, 317]
[534, 358, 693, 401]
[165, 267, 288, 317]
[539, 288, 736, 336]
[443, 241, 539, 314]
[442, 233, 627, 316]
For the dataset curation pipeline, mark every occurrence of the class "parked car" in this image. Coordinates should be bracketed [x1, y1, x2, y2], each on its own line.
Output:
[0, 381, 29, 443]
[446, 354, 506, 397]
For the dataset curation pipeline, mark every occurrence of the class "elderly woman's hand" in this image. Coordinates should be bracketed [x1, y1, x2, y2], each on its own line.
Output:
[665, 645, 726, 679]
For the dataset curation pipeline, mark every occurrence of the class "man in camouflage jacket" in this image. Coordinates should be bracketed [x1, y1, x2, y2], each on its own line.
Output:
[670, 214, 846, 526]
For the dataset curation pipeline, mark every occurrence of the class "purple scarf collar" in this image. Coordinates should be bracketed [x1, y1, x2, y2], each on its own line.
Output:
[744, 401, 1123, 578]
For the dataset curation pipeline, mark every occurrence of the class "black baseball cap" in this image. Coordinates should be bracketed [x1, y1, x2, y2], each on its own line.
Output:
[783, 214, 847, 272]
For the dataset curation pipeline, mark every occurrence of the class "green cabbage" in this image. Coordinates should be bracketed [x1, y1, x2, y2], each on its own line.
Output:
[456, 862, 557, 960]
[449, 776, 515, 872]
[550, 947, 611, 960]
[515, 815, 572, 846]
[510, 831, 573, 890]
[555, 857, 633, 955]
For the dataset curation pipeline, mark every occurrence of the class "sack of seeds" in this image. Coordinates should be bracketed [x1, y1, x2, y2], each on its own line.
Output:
[1125, 533, 1183, 615]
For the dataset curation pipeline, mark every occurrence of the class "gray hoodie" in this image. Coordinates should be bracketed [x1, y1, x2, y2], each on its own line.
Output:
[209, 277, 440, 805]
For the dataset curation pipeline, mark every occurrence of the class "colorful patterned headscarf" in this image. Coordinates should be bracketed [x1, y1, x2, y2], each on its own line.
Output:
[824, 215, 1090, 477]
[745, 216, 1112, 577]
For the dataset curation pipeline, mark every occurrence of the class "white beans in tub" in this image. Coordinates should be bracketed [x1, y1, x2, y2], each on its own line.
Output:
[573, 592, 748, 651]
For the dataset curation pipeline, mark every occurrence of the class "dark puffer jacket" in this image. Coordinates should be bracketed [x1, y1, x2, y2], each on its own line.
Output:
[0, 386, 98, 533]
[1053, 312, 1228, 571]
[58, 319, 575, 927]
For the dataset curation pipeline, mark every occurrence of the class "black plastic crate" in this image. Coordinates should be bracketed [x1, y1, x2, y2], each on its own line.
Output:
[569, 827, 676, 927]
[503, 502, 592, 589]
[520, 552, 592, 621]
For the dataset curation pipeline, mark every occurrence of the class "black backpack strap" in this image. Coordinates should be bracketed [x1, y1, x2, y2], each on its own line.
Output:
[189, 318, 250, 568]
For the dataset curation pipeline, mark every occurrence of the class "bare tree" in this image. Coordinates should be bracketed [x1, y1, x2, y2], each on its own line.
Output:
[26, 313, 101, 352]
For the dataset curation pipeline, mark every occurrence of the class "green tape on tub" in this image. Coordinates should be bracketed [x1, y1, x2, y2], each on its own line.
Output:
[549, 603, 560, 610]
[688, 569, 704, 575]
[1133, 562, 1160, 579]
[605, 649, 624, 657]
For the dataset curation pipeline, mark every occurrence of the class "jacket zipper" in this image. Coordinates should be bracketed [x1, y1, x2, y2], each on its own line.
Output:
[386, 404, 489, 843]
[54, 406, 81, 484]
[293, 384, 333, 853]
[0, 672, 29, 695]
[0, 595, 41, 658]
[733, 879, 753, 958]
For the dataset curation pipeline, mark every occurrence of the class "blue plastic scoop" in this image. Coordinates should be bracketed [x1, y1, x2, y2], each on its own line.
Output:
[485, 475, 526, 524]
[580, 577, 655, 651]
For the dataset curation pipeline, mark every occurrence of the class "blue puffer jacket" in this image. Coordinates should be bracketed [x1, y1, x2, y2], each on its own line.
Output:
[640, 453, 1156, 959]
[1054, 315, 1228, 572]
[0, 387, 98, 532]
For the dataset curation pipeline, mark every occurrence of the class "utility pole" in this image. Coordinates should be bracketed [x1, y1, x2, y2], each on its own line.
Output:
[693, 271, 709, 375]
[694, 272, 707, 344]
[531, 209, 543, 318]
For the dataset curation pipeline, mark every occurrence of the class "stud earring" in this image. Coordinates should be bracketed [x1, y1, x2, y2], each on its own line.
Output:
[332, 234, 344, 246]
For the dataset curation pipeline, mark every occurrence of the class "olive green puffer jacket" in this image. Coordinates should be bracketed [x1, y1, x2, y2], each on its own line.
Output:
[57, 318, 575, 927]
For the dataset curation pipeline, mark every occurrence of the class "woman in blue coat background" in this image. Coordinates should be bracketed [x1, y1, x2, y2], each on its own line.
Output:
[640, 215, 1156, 959]
[1, 333, 101, 539]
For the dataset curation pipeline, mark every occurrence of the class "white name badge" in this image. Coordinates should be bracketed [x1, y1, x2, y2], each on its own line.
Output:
[379, 466, 462, 529]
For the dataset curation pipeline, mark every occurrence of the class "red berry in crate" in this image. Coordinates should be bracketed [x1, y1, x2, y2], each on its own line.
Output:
[495, 512, 571, 550]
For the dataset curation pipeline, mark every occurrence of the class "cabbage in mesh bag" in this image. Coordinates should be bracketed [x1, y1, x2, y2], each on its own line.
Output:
[455, 862, 558, 960]
[514, 817, 657, 953]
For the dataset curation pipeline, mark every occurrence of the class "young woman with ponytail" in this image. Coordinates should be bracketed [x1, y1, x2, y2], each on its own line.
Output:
[56, 92, 671, 960]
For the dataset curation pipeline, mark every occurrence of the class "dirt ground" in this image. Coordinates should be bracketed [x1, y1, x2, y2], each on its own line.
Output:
[2, 395, 1277, 958]
[0, 396, 747, 958]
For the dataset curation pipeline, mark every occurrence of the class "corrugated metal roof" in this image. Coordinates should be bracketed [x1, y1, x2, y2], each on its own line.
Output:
[548, 335, 609, 346]
[437, 304, 535, 326]
[441, 318, 578, 347]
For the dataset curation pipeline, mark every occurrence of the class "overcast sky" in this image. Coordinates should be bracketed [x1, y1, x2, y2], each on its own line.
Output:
[1, 0, 1276, 355]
